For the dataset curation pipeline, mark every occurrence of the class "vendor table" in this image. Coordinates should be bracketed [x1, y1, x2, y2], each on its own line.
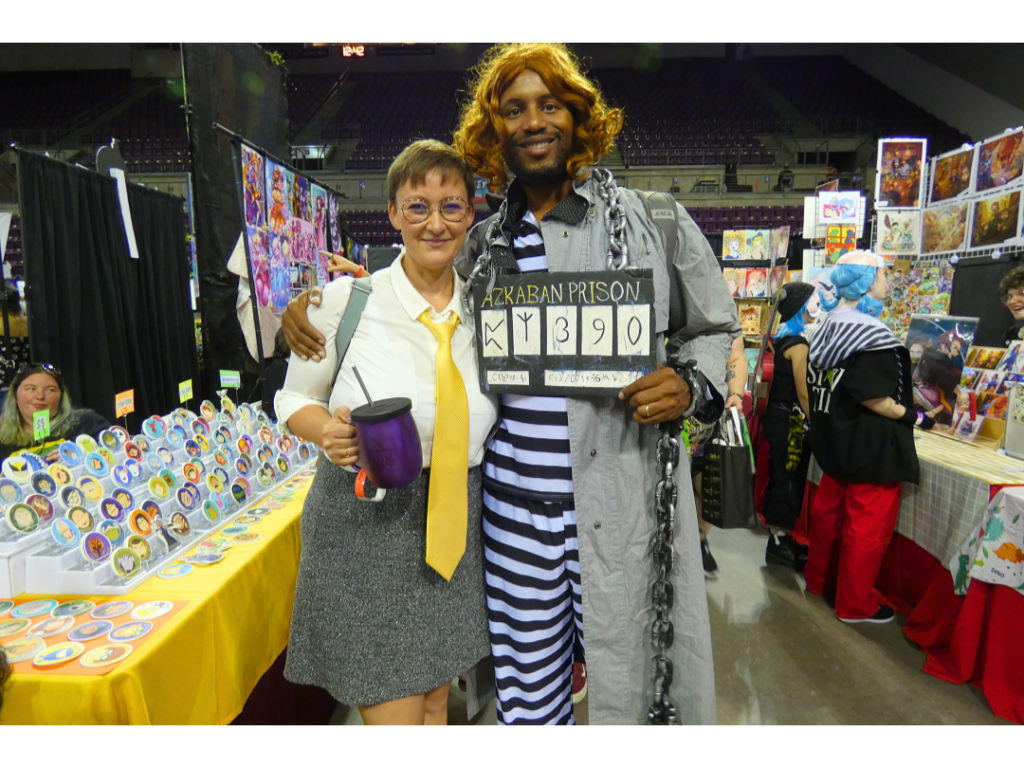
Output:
[2, 484, 331, 725]
[790, 431, 1024, 724]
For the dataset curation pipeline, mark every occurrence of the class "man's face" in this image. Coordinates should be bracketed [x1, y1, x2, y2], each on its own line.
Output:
[1005, 286, 1024, 320]
[499, 69, 574, 187]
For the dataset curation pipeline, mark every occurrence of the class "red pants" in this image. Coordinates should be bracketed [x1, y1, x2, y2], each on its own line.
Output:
[803, 473, 901, 620]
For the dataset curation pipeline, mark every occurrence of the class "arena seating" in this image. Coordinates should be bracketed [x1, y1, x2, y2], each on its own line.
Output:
[287, 73, 344, 138]
[83, 88, 189, 173]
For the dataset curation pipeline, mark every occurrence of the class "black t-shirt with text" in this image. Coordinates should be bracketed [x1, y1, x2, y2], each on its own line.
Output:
[807, 346, 919, 485]
[769, 335, 808, 406]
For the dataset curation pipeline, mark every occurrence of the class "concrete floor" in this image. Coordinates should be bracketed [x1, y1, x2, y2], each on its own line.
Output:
[330, 526, 1006, 726]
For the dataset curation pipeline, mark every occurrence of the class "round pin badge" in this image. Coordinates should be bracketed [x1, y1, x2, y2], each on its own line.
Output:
[81, 531, 113, 563]
[199, 400, 217, 420]
[258, 426, 274, 446]
[112, 488, 135, 511]
[0, 477, 24, 507]
[141, 500, 161, 522]
[148, 476, 170, 501]
[255, 468, 272, 488]
[59, 485, 85, 510]
[191, 419, 209, 437]
[111, 547, 142, 579]
[125, 534, 152, 562]
[0, 617, 31, 637]
[264, 501, 286, 510]
[29, 471, 57, 498]
[176, 486, 199, 512]
[277, 454, 290, 474]
[76, 434, 99, 453]
[78, 476, 103, 502]
[27, 615, 75, 638]
[230, 482, 247, 504]
[123, 441, 143, 461]
[158, 563, 193, 579]
[220, 443, 235, 462]
[51, 599, 94, 618]
[79, 642, 133, 668]
[84, 451, 110, 478]
[237, 435, 253, 456]
[238, 402, 255, 421]
[2, 635, 47, 663]
[201, 499, 221, 524]
[148, 452, 166, 474]
[99, 497, 126, 523]
[247, 506, 270, 516]
[298, 444, 313, 461]
[195, 434, 210, 454]
[213, 429, 228, 447]
[12, 599, 59, 619]
[256, 410, 271, 428]
[262, 462, 277, 482]
[66, 506, 95, 534]
[235, 457, 251, 478]
[99, 520, 126, 548]
[271, 488, 294, 500]
[184, 439, 201, 459]
[158, 469, 178, 491]
[110, 425, 130, 443]
[68, 620, 114, 642]
[99, 429, 121, 452]
[90, 601, 133, 620]
[98, 447, 117, 469]
[168, 511, 191, 537]
[2, 455, 31, 483]
[131, 600, 174, 620]
[128, 509, 153, 537]
[0, 600, 13, 618]
[232, 533, 260, 543]
[209, 490, 227, 512]
[112, 464, 131, 486]
[235, 515, 262, 526]
[171, 409, 188, 428]
[258, 447, 273, 465]
[25, 493, 55, 523]
[51, 517, 82, 549]
[143, 416, 166, 439]
[47, 463, 73, 487]
[211, 448, 228, 468]
[206, 474, 224, 494]
[6, 503, 39, 534]
[221, 525, 249, 536]
[158, 446, 176, 469]
[33, 640, 86, 667]
[182, 480, 200, 498]
[182, 462, 200, 484]
[134, 436, 151, 454]
[58, 441, 85, 467]
[125, 458, 143, 482]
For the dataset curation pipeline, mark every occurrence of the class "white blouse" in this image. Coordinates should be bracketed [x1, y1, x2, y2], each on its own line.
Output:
[274, 254, 499, 468]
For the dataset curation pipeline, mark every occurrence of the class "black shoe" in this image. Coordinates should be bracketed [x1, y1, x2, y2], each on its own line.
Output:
[838, 605, 895, 624]
[701, 538, 719, 579]
[765, 533, 798, 568]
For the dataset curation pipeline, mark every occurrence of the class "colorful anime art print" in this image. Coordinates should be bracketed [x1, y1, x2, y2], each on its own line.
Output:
[744, 269, 767, 298]
[921, 202, 969, 255]
[265, 159, 292, 237]
[745, 230, 770, 260]
[736, 302, 762, 336]
[769, 225, 791, 264]
[977, 393, 1009, 419]
[311, 184, 330, 284]
[876, 138, 927, 208]
[820, 191, 860, 224]
[929, 146, 974, 205]
[974, 370, 1005, 394]
[722, 230, 747, 260]
[975, 129, 1024, 193]
[826, 225, 857, 262]
[241, 144, 265, 229]
[875, 209, 922, 260]
[906, 315, 977, 426]
[967, 346, 1006, 370]
[288, 217, 317, 299]
[968, 191, 1023, 250]
[328, 192, 342, 258]
[997, 342, 1024, 374]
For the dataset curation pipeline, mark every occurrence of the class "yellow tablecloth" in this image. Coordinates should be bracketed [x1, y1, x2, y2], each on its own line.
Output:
[914, 430, 1024, 486]
[3, 486, 309, 725]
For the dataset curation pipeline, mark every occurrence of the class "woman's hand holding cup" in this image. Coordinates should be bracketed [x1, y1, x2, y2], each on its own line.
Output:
[322, 406, 359, 467]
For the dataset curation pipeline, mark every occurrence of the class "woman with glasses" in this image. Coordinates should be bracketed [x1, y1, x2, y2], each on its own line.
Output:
[0, 363, 111, 462]
[999, 266, 1024, 346]
[275, 140, 498, 725]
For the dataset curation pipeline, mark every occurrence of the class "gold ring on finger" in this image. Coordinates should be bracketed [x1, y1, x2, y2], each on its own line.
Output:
[646, 404, 651, 417]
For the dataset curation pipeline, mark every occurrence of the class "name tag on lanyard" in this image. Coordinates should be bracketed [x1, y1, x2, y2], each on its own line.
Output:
[473, 269, 657, 396]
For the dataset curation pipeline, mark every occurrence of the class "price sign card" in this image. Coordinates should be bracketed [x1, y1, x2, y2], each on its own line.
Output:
[115, 389, 135, 418]
[179, 379, 193, 403]
[219, 370, 241, 388]
[473, 269, 656, 396]
[33, 410, 50, 441]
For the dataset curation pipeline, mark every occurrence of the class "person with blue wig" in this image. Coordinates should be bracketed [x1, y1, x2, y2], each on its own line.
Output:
[763, 281, 819, 569]
[804, 251, 935, 625]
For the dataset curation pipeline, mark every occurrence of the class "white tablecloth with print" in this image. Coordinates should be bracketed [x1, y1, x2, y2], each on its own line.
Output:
[949, 486, 1024, 595]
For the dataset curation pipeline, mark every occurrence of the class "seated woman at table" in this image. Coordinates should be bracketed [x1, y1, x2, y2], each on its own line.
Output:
[803, 252, 935, 624]
[0, 363, 111, 462]
[275, 139, 497, 725]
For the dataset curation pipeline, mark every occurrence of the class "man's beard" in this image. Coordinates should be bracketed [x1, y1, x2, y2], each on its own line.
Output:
[505, 136, 573, 187]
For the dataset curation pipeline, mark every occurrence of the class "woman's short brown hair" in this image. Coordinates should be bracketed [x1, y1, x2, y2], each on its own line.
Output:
[453, 43, 624, 192]
[387, 139, 475, 204]
[999, 265, 1024, 296]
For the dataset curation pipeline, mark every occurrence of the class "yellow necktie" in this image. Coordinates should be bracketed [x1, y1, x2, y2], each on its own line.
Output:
[418, 309, 469, 581]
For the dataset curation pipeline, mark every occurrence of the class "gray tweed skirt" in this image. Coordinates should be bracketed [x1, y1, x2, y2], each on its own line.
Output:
[283, 454, 490, 707]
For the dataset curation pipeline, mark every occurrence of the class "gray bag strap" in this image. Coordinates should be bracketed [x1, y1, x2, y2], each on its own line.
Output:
[329, 276, 373, 388]
[638, 190, 685, 337]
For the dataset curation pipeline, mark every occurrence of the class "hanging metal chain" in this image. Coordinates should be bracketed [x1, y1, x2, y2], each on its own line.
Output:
[649, 429, 680, 724]
[592, 167, 630, 271]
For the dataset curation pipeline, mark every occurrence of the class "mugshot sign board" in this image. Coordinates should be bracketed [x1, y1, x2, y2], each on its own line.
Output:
[473, 270, 656, 396]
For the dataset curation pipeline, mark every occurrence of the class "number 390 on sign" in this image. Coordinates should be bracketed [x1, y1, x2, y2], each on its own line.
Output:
[481, 303, 650, 358]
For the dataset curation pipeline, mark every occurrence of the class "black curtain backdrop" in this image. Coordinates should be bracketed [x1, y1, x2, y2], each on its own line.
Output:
[182, 44, 288, 404]
[18, 150, 197, 428]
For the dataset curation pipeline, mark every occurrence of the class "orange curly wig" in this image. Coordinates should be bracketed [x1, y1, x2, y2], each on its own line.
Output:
[454, 43, 623, 192]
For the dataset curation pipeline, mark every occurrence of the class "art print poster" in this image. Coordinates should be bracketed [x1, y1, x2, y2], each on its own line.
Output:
[975, 129, 1024, 194]
[928, 146, 974, 205]
[876, 138, 927, 208]
[288, 218, 317, 298]
[768, 265, 786, 299]
[745, 268, 767, 298]
[968, 190, 1023, 250]
[880, 260, 955, 341]
[327, 192, 342, 255]
[267, 232, 291, 312]
[921, 202, 969, 255]
[875, 209, 922, 260]
[722, 230, 747, 260]
[722, 267, 746, 298]
[769, 225, 790, 264]
[820, 191, 860, 223]
[906, 315, 977, 426]
[240, 146, 270, 308]
[737, 302, 762, 336]
[291, 175, 311, 222]
[745, 230, 770, 260]
[311, 185, 330, 285]
[265, 160, 293, 237]
[825, 225, 857, 262]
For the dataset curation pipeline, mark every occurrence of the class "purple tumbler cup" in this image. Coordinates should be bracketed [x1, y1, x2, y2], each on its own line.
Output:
[349, 397, 423, 488]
